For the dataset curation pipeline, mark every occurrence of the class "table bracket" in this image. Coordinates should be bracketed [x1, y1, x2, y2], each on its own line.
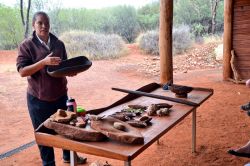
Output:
[125, 161, 131, 166]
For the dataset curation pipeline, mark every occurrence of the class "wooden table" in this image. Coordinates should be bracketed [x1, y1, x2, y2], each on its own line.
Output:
[35, 83, 213, 166]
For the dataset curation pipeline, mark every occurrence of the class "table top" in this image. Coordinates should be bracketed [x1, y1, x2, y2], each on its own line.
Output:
[35, 83, 213, 161]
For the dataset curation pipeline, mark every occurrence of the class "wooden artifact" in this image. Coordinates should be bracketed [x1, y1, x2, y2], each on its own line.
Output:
[47, 56, 92, 77]
[44, 118, 107, 141]
[169, 85, 193, 98]
[51, 109, 77, 123]
[90, 116, 144, 144]
[112, 87, 199, 106]
[227, 50, 247, 84]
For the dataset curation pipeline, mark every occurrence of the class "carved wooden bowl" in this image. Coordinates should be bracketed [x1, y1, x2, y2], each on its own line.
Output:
[47, 56, 92, 77]
[170, 85, 193, 98]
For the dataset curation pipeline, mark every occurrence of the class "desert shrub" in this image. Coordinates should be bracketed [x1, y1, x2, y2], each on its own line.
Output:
[203, 34, 222, 44]
[60, 31, 126, 60]
[137, 30, 159, 55]
[137, 25, 192, 55]
[173, 24, 193, 54]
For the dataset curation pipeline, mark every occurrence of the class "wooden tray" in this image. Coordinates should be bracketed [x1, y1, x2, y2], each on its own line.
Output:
[47, 56, 92, 77]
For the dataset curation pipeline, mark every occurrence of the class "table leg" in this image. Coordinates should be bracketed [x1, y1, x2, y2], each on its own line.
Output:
[192, 109, 196, 153]
[70, 151, 77, 166]
[124, 161, 131, 166]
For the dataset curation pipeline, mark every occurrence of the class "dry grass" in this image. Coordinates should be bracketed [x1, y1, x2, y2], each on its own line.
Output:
[60, 31, 126, 60]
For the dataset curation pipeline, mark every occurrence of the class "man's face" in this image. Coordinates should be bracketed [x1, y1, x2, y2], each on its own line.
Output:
[33, 14, 50, 41]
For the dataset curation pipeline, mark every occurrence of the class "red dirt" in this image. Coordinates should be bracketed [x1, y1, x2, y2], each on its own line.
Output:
[0, 45, 249, 166]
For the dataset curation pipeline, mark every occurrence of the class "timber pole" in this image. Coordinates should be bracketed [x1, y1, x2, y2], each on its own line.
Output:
[223, 0, 233, 80]
[159, 0, 173, 85]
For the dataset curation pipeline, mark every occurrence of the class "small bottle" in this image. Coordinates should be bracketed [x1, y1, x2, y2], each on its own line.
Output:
[66, 97, 77, 112]
[77, 107, 86, 117]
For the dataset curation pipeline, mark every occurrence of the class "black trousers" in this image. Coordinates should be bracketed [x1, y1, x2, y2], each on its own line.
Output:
[27, 93, 70, 166]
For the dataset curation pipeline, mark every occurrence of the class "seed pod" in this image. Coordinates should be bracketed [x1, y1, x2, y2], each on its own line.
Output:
[128, 104, 147, 110]
[113, 122, 126, 131]
[139, 116, 152, 123]
[127, 120, 147, 128]
[155, 103, 173, 109]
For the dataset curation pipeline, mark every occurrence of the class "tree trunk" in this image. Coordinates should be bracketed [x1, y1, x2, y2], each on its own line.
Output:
[211, 0, 220, 34]
[20, 0, 25, 26]
[20, 0, 31, 39]
[24, 0, 31, 38]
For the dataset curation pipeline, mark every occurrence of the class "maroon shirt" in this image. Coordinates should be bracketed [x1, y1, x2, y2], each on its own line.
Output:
[16, 31, 68, 101]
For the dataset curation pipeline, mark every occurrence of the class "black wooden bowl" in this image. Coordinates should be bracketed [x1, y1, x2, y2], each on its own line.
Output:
[170, 85, 193, 98]
[47, 56, 92, 77]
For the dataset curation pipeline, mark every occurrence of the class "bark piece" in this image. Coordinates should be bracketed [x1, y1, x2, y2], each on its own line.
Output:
[90, 116, 144, 144]
[44, 118, 106, 142]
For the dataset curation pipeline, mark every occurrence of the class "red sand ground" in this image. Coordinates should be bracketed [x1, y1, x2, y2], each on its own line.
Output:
[0, 45, 249, 166]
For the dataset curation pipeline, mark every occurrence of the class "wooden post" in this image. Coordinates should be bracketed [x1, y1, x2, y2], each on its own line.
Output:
[223, 0, 233, 80]
[159, 0, 173, 85]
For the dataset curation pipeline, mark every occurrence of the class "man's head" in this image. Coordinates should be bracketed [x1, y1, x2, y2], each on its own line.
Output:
[32, 11, 50, 42]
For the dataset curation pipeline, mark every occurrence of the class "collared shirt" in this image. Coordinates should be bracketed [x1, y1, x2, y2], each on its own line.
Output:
[36, 33, 51, 50]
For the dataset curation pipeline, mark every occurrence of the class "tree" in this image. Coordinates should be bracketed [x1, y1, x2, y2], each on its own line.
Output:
[174, 0, 224, 35]
[137, 1, 160, 31]
[112, 6, 140, 42]
[20, 0, 31, 38]
[0, 4, 24, 49]
[210, 0, 222, 34]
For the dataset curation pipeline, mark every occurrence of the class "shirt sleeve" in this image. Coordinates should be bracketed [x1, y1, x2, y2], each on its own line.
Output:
[16, 42, 33, 72]
[61, 42, 68, 60]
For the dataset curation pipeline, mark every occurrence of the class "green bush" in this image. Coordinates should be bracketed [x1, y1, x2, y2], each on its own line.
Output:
[60, 31, 126, 60]
[137, 25, 192, 55]
[0, 5, 24, 49]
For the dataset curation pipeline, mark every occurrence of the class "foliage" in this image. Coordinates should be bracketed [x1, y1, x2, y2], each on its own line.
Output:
[111, 5, 140, 43]
[174, 0, 224, 35]
[173, 25, 193, 54]
[60, 31, 126, 60]
[137, 25, 192, 55]
[0, 4, 24, 49]
[0, 0, 224, 50]
[47, 6, 140, 43]
[136, 1, 160, 31]
[203, 34, 223, 44]
[137, 31, 159, 55]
